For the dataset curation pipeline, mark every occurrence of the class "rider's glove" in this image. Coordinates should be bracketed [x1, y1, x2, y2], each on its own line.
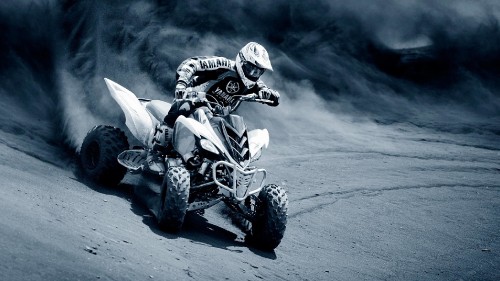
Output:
[258, 88, 280, 107]
[213, 104, 223, 114]
[175, 83, 187, 99]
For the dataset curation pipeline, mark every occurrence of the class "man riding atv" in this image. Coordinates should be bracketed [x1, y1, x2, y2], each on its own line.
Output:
[147, 42, 281, 174]
[80, 42, 288, 248]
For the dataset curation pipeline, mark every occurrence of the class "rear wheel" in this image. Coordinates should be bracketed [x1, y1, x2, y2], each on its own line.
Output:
[249, 184, 288, 250]
[80, 125, 129, 186]
[157, 166, 190, 233]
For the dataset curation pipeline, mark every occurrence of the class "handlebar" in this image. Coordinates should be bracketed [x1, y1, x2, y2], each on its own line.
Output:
[180, 90, 274, 116]
[233, 93, 275, 104]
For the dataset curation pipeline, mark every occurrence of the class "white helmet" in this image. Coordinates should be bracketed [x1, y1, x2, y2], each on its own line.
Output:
[236, 42, 273, 88]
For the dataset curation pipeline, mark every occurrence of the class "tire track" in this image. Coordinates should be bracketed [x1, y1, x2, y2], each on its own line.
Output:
[263, 149, 500, 165]
[289, 183, 500, 219]
[415, 137, 500, 152]
[0, 139, 65, 168]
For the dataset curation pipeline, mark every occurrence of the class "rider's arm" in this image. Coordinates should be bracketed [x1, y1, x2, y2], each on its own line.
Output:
[176, 56, 234, 88]
[254, 80, 268, 92]
[252, 80, 280, 107]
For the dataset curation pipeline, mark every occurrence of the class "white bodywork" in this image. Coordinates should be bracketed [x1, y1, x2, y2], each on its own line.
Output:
[103, 78, 269, 160]
[175, 110, 269, 163]
[175, 113, 228, 155]
[248, 129, 269, 159]
[104, 78, 154, 145]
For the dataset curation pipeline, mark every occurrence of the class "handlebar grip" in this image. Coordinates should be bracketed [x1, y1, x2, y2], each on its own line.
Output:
[254, 98, 274, 104]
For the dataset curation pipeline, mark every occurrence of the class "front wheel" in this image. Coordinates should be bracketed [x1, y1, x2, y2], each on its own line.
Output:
[79, 125, 129, 186]
[157, 166, 190, 233]
[249, 184, 288, 250]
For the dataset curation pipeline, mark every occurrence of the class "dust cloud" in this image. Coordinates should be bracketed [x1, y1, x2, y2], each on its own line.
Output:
[0, 0, 498, 154]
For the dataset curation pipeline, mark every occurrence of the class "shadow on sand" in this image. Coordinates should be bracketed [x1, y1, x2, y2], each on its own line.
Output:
[72, 163, 276, 259]
[130, 196, 277, 260]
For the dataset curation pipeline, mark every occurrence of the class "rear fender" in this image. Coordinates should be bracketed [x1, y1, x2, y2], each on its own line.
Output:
[104, 78, 153, 145]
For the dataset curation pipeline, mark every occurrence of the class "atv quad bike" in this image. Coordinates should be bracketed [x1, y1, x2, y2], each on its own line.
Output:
[79, 78, 288, 250]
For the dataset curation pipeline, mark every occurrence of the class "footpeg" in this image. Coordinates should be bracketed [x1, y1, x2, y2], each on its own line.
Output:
[117, 150, 146, 171]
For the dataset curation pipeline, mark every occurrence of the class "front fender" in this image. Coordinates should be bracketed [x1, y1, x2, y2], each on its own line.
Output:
[173, 114, 230, 162]
[248, 129, 269, 158]
[172, 116, 199, 162]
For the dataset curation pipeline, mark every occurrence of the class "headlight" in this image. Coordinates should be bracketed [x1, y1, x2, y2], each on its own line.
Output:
[200, 139, 219, 155]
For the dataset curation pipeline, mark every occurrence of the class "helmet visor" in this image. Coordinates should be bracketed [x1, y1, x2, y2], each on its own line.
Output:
[242, 61, 265, 81]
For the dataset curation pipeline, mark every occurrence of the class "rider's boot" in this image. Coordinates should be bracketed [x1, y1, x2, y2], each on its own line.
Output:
[145, 123, 172, 174]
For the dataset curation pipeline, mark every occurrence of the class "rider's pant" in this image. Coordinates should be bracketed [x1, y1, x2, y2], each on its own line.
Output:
[164, 100, 195, 127]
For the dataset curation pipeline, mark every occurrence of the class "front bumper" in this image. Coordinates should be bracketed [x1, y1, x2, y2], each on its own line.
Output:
[212, 160, 267, 201]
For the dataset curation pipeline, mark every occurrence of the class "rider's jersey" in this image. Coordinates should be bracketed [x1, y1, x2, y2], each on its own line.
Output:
[176, 56, 268, 108]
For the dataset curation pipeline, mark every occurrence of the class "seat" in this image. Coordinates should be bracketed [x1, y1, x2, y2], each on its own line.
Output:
[146, 100, 172, 122]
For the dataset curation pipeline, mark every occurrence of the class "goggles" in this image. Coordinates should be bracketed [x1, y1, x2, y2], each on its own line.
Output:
[242, 61, 265, 80]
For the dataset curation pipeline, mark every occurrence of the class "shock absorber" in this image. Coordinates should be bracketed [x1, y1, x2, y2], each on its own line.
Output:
[199, 159, 212, 179]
